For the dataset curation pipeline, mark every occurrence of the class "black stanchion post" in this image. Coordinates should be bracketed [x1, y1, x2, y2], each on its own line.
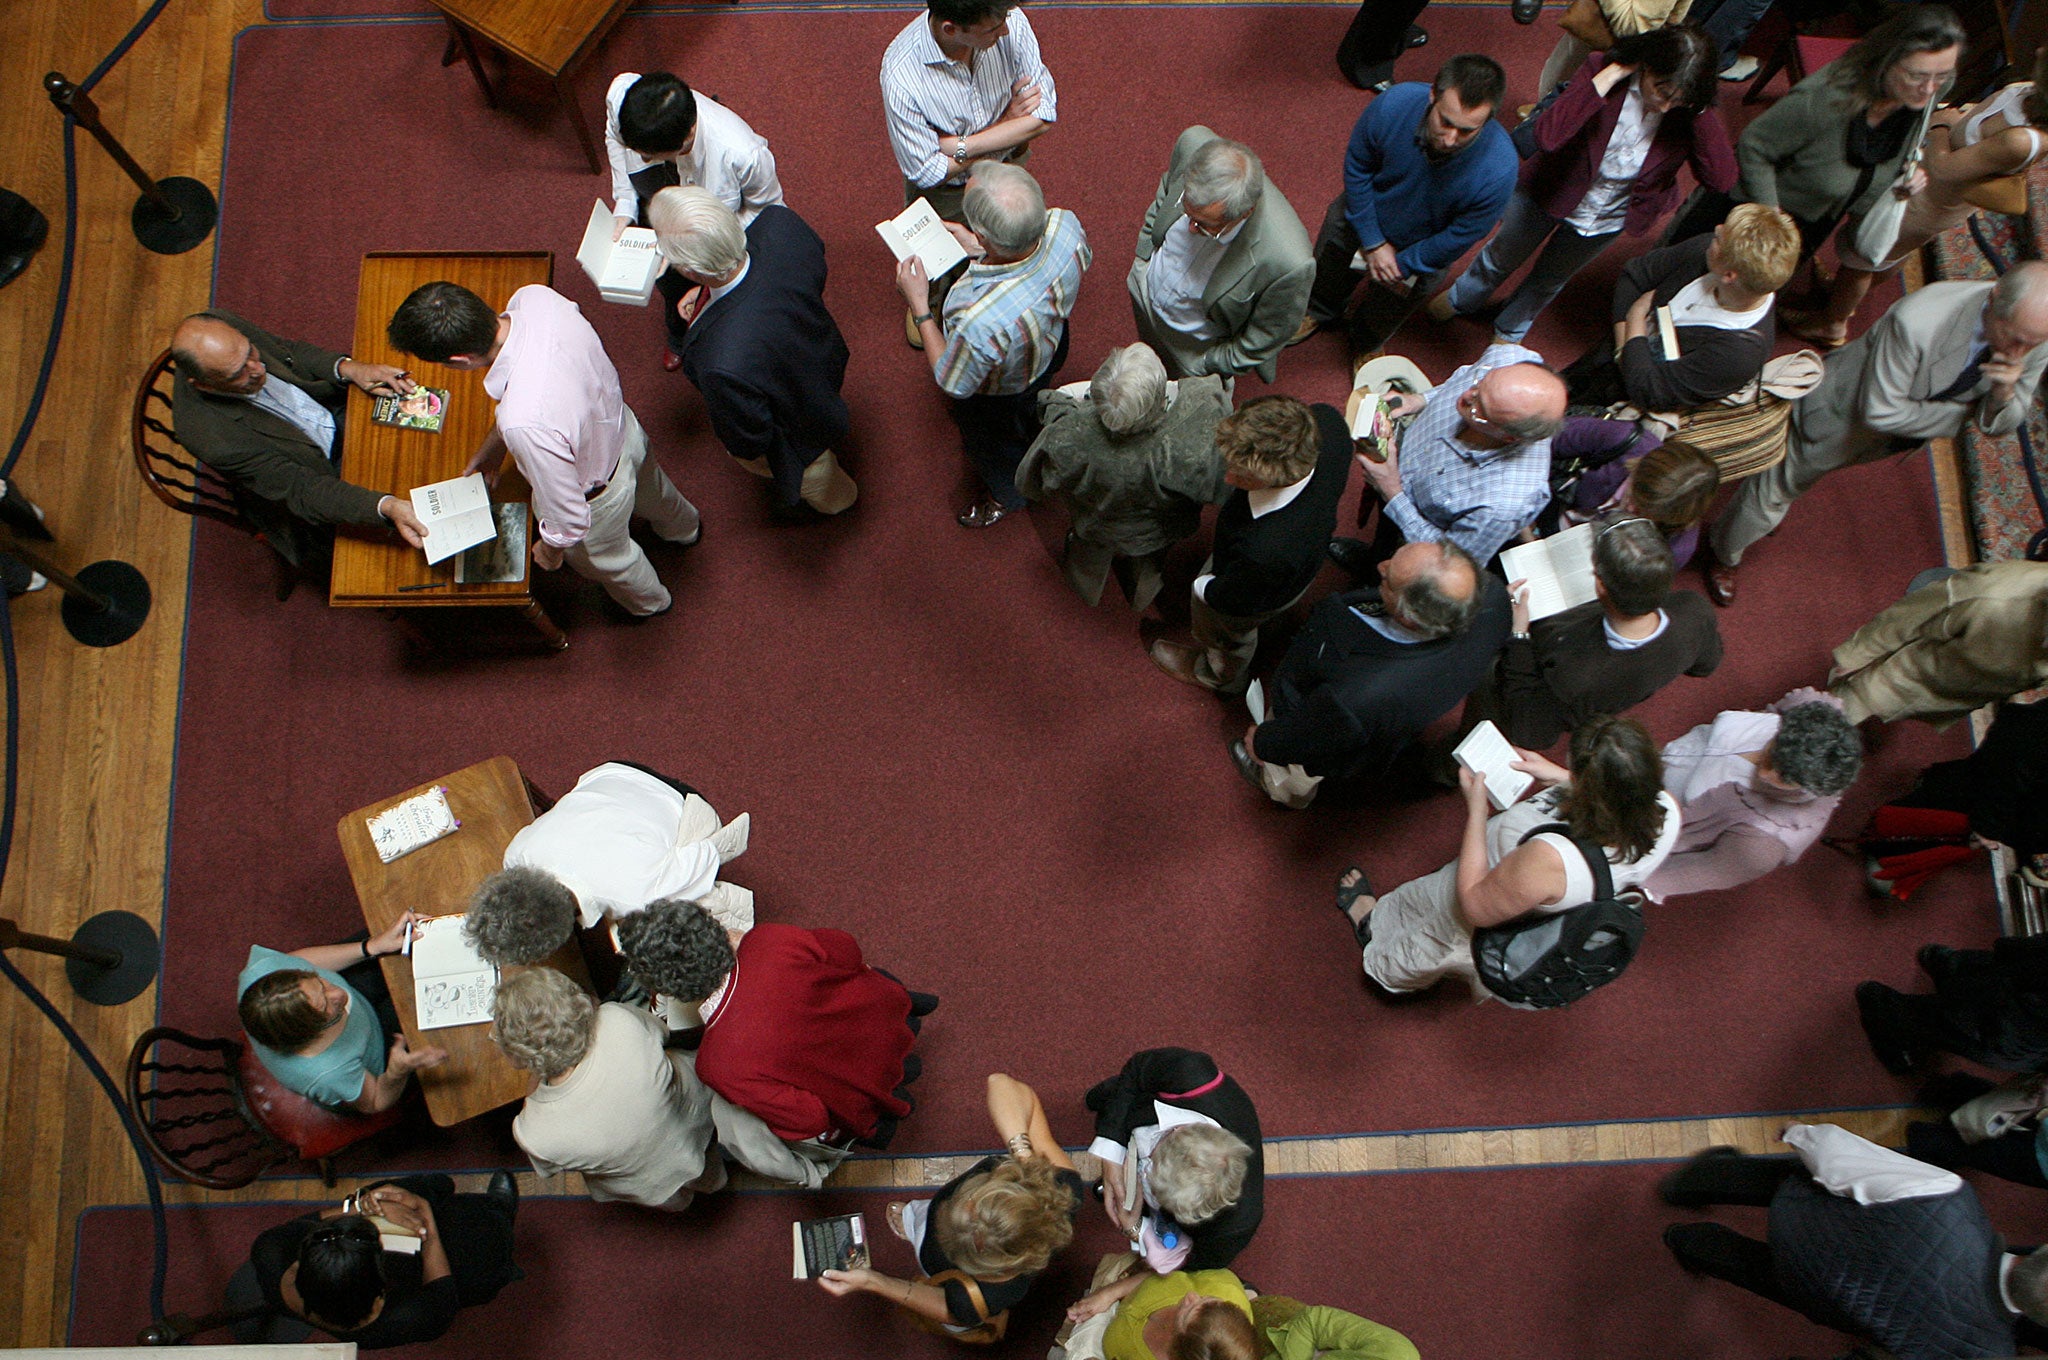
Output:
[0, 913, 159, 1005]
[0, 529, 151, 647]
[43, 72, 216, 255]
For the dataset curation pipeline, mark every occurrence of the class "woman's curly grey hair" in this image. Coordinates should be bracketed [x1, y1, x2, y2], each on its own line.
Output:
[1770, 700, 1863, 797]
[1147, 1123, 1252, 1226]
[1089, 343, 1169, 436]
[490, 966, 595, 1081]
[464, 866, 579, 966]
[615, 897, 735, 1003]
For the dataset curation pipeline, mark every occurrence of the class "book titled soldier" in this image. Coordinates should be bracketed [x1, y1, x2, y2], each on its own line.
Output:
[792, 1213, 869, 1279]
[875, 197, 967, 280]
[370, 386, 450, 432]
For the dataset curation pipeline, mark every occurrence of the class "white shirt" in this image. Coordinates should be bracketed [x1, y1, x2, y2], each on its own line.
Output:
[1145, 214, 1244, 339]
[243, 376, 336, 459]
[1602, 610, 1669, 650]
[603, 73, 783, 227]
[704, 254, 751, 311]
[880, 9, 1058, 188]
[502, 762, 723, 928]
[1667, 274, 1773, 331]
[1565, 79, 1663, 235]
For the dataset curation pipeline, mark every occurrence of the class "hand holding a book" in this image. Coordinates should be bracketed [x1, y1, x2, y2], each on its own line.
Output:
[815, 1267, 879, 1298]
[358, 1184, 435, 1240]
[339, 359, 415, 399]
[1098, 1165, 1141, 1236]
[377, 497, 429, 551]
[1510, 746, 1571, 789]
[894, 256, 931, 315]
[1357, 442, 1402, 501]
[387, 1032, 448, 1076]
[942, 221, 985, 260]
[1508, 578, 1532, 634]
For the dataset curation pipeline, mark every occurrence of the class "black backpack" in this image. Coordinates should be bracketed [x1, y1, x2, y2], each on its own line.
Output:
[1471, 822, 1646, 1009]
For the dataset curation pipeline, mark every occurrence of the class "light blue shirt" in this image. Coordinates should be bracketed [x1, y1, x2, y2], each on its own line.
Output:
[237, 945, 386, 1107]
[1386, 342, 1553, 563]
[244, 376, 337, 460]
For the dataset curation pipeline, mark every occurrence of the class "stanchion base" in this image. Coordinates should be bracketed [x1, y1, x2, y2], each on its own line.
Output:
[61, 559, 150, 647]
[132, 176, 217, 255]
[66, 910, 159, 1005]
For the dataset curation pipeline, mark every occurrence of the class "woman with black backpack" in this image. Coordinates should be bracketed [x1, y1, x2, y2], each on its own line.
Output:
[1334, 714, 1681, 1008]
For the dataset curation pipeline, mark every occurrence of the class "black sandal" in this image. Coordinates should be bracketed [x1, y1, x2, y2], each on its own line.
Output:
[1334, 866, 1375, 948]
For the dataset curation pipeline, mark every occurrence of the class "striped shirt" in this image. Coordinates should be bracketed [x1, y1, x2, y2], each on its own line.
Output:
[936, 208, 1091, 397]
[1385, 341, 1553, 564]
[880, 9, 1058, 189]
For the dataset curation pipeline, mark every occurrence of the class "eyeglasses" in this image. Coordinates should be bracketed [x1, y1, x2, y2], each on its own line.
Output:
[1177, 193, 1231, 238]
[1893, 67, 1954, 90]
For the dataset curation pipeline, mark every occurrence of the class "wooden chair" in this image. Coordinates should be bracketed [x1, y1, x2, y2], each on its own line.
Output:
[126, 1026, 401, 1189]
[1744, 34, 1855, 103]
[131, 348, 299, 601]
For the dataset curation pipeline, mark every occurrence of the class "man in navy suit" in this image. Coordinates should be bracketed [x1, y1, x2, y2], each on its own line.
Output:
[646, 188, 859, 518]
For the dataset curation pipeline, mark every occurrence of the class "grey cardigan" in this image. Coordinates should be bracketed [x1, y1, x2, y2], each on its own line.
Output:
[1736, 70, 1919, 226]
[1017, 376, 1231, 554]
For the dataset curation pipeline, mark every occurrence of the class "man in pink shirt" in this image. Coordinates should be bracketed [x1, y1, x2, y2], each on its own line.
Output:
[387, 282, 700, 616]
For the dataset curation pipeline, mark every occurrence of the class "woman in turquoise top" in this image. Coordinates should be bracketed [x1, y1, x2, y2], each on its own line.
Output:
[236, 914, 444, 1112]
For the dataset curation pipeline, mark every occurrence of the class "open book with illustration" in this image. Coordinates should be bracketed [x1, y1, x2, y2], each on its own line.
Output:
[410, 913, 497, 1030]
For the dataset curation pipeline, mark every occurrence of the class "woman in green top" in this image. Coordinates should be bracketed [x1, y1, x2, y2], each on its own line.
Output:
[1069, 1268, 1260, 1360]
[1700, 6, 1962, 331]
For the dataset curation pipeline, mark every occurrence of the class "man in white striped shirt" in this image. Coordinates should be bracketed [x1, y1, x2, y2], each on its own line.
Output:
[881, 0, 1058, 333]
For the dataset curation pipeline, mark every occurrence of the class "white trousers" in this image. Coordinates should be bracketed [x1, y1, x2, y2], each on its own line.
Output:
[564, 406, 698, 615]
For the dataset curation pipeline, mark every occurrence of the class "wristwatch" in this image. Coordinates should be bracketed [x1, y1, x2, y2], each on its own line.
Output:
[953, 138, 969, 164]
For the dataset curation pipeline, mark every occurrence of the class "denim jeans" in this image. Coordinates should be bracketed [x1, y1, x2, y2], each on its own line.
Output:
[1444, 190, 1620, 343]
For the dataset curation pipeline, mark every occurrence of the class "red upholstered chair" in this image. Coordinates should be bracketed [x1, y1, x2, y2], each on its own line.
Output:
[1745, 34, 1855, 103]
[126, 1027, 402, 1189]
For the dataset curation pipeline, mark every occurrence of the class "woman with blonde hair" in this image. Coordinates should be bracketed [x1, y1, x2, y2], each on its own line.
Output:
[816, 1073, 1083, 1341]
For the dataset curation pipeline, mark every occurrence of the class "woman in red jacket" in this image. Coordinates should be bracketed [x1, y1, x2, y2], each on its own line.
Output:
[1430, 26, 1733, 344]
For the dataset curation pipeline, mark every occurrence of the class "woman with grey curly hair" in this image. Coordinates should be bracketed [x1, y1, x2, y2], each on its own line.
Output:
[1644, 686, 1863, 901]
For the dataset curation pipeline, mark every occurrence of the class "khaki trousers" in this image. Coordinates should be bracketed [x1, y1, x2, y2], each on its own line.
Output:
[564, 407, 698, 615]
[731, 448, 859, 514]
[1709, 426, 1893, 566]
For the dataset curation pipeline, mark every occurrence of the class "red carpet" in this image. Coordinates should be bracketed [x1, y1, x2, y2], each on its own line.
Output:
[88, 1160, 2048, 1357]
[160, 4, 1978, 1171]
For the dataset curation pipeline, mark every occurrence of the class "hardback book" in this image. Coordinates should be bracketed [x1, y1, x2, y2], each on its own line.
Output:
[875, 197, 968, 280]
[455, 502, 528, 584]
[366, 785, 459, 863]
[792, 1213, 869, 1279]
[576, 198, 664, 306]
[410, 472, 500, 566]
[410, 913, 498, 1031]
[339, 1194, 424, 1255]
[369, 386, 449, 432]
[1453, 719, 1535, 813]
[1498, 522, 1598, 623]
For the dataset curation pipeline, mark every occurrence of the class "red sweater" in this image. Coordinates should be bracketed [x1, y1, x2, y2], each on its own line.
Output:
[694, 924, 915, 1142]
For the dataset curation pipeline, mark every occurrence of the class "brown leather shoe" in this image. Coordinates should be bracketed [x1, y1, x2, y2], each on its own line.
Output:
[1149, 639, 1211, 688]
[957, 497, 1013, 528]
[662, 348, 684, 373]
[1703, 555, 1738, 607]
[1287, 315, 1320, 347]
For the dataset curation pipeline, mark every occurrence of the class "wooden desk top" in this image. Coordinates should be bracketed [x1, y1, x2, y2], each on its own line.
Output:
[330, 251, 552, 608]
[338, 756, 591, 1127]
[427, 0, 635, 77]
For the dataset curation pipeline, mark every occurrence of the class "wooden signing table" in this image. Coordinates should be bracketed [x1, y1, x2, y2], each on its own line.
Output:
[331, 250, 568, 651]
[428, 0, 638, 174]
[338, 756, 591, 1127]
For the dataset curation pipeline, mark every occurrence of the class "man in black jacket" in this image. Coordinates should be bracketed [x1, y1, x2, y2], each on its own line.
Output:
[1085, 1047, 1263, 1272]
[648, 190, 857, 519]
[1562, 205, 1799, 413]
[1150, 396, 1350, 696]
[1235, 538, 1507, 807]
[168, 312, 429, 567]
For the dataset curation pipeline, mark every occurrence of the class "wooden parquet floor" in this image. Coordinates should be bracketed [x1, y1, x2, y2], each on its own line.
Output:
[0, 0, 1970, 1348]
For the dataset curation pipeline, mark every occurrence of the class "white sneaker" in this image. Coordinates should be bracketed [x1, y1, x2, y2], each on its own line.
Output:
[1720, 55, 1759, 81]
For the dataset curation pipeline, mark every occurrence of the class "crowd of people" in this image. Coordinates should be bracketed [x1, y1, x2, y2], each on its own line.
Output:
[162, 0, 2048, 1351]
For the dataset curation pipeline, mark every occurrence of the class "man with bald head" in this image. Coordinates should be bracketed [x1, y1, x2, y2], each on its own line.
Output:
[1704, 263, 2048, 605]
[1231, 538, 1510, 808]
[1328, 341, 1567, 575]
[168, 312, 428, 566]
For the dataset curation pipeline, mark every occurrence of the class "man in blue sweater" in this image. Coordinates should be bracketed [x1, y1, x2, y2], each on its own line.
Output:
[1296, 56, 1516, 357]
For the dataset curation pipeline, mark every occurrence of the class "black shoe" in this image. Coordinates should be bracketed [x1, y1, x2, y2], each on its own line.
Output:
[1326, 536, 1377, 576]
[907, 990, 940, 1019]
[1658, 1146, 1741, 1207]
[1855, 981, 1922, 1077]
[487, 1170, 519, 1224]
[1403, 23, 1428, 47]
[1228, 739, 1265, 795]
[1511, 0, 1543, 22]
[1916, 943, 1959, 978]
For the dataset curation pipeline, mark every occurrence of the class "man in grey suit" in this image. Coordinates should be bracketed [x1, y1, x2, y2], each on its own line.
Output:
[169, 312, 428, 567]
[1704, 264, 2048, 605]
[1129, 128, 1313, 384]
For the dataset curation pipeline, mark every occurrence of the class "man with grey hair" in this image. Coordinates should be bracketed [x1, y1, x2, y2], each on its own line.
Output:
[647, 188, 857, 519]
[1015, 343, 1230, 608]
[1705, 262, 2048, 606]
[1238, 540, 1509, 808]
[1129, 127, 1314, 383]
[896, 159, 1090, 526]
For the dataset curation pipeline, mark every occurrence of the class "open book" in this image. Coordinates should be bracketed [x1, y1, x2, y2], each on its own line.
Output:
[792, 1213, 868, 1279]
[410, 913, 497, 1031]
[1497, 522, 1597, 623]
[1453, 720, 1534, 813]
[576, 198, 664, 306]
[410, 473, 500, 566]
[875, 197, 967, 280]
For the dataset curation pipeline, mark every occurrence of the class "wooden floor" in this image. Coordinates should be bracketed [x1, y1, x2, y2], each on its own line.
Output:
[0, 0, 1970, 1349]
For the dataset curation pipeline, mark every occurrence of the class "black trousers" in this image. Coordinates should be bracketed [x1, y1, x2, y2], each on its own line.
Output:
[1865, 942, 2048, 1071]
[949, 325, 1070, 508]
[1307, 194, 1438, 353]
[1336, 0, 1430, 83]
[1663, 1154, 1818, 1319]
[1906, 1073, 2048, 1189]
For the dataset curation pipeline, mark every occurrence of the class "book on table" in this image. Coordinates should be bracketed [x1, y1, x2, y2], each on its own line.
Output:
[455, 501, 528, 584]
[409, 913, 498, 1031]
[792, 1213, 869, 1279]
[366, 785, 459, 863]
[576, 198, 664, 306]
[409, 473, 501, 566]
[370, 386, 450, 432]
[875, 197, 968, 280]
[1452, 719, 1534, 813]
[1497, 522, 1597, 622]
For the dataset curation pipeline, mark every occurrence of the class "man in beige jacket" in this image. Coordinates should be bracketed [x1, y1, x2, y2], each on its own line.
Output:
[1830, 561, 2048, 726]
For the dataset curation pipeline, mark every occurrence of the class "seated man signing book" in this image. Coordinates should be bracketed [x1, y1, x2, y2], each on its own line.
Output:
[168, 312, 429, 568]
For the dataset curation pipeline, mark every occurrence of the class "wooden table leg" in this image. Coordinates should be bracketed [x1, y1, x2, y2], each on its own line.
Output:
[522, 599, 569, 651]
[446, 20, 498, 107]
[556, 72, 603, 175]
